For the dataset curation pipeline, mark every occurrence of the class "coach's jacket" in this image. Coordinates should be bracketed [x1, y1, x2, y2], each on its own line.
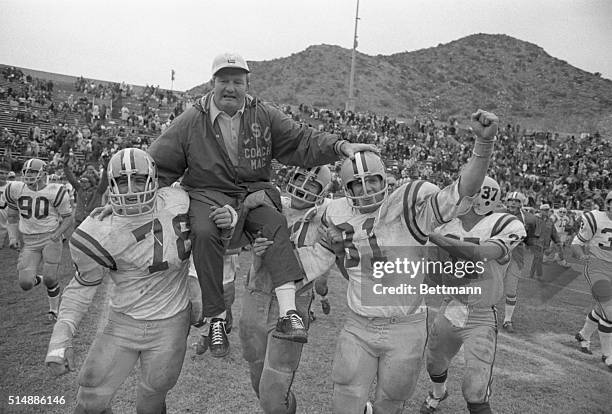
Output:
[148, 93, 343, 213]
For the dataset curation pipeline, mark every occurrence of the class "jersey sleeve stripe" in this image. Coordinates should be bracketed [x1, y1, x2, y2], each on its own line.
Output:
[402, 180, 428, 245]
[492, 215, 518, 237]
[4, 183, 15, 205]
[487, 238, 509, 258]
[430, 192, 447, 225]
[584, 211, 597, 235]
[53, 186, 67, 207]
[74, 271, 103, 287]
[576, 233, 588, 243]
[72, 228, 117, 270]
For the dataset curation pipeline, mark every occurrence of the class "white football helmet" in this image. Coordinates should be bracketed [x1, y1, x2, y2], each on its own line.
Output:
[605, 191, 612, 214]
[107, 148, 158, 216]
[557, 207, 567, 216]
[506, 191, 527, 206]
[286, 166, 331, 204]
[473, 176, 501, 215]
[339, 151, 387, 211]
[21, 158, 48, 185]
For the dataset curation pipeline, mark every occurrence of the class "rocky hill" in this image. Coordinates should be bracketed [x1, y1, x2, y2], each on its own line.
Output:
[189, 34, 612, 134]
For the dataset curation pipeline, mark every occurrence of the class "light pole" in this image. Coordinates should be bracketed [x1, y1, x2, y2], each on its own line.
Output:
[346, 0, 360, 112]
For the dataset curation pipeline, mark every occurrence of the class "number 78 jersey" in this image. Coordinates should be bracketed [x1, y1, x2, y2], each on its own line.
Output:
[69, 187, 192, 320]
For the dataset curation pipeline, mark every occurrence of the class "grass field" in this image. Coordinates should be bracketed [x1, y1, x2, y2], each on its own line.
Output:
[0, 244, 610, 414]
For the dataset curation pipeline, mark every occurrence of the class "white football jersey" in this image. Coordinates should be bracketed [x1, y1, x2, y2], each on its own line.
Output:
[247, 196, 331, 294]
[60, 187, 192, 328]
[0, 183, 8, 227]
[4, 181, 72, 234]
[300, 180, 470, 318]
[435, 213, 526, 307]
[573, 210, 612, 263]
[552, 214, 571, 235]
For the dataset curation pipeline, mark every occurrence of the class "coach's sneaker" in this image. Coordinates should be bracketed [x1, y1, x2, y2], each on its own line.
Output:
[273, 310, 308, 343]
[321, 298, 331, 315]
[502, 321, 514, 333]
[574, 332, 592, 354]
[420, 390, 449, 413]
[208, 318, 229, 358]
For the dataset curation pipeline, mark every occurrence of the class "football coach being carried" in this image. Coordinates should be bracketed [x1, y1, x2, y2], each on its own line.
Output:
[147, 52, 377, 357]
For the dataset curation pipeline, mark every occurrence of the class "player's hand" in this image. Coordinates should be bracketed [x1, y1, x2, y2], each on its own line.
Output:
[50, 232, 61, 243]
[252, 236, 273, 257]
[90, 203, 113, 220]
[209, 206, 236, 229]
[340, 142, 380, 159]
[46, 347, 75, 377]
[470, 109, 498, 141]
[326, 225, 343, 244]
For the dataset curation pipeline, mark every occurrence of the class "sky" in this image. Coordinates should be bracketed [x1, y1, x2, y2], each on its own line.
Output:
[1, 0, 611, 91]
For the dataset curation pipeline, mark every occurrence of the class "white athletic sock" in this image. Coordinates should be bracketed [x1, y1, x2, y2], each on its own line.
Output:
[213, 311, 227, 320]
[598, 319, 612, 357]
[504, 295, 516, 322]
[580, 310, 600, 340]
[275, 282, 297, 316]
[432, 381, 447, 399]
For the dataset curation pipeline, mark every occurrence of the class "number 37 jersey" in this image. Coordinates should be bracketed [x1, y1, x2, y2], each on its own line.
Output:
[68, 187, 192, 320]
[5, 182, 72, 234]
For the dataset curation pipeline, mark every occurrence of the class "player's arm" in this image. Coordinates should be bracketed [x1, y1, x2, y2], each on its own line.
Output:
[430, 232, 505, 262]
[45, 232, 108, 376]
[5, 184, 21, 247]
[50, 185, 74, 242]
[571, 213, 594, 260]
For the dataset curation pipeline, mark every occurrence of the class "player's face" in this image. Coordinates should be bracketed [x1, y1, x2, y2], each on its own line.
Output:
[213, 69, 248, 116]
[349, 175, 384, 213]
[116, 175, 149, 214]
[291, 173, 323, 209]
[507, 199, 522, 213]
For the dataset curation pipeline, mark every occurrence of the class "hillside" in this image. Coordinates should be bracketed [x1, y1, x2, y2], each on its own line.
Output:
[189, 34, 612, 134]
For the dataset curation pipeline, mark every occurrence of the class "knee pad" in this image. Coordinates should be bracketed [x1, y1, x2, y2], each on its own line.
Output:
[592, 280, 612, 302]
[42, 260, 60, 283]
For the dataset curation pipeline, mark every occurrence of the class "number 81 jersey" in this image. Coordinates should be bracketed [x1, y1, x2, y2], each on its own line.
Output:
[70, 187, 192, 320]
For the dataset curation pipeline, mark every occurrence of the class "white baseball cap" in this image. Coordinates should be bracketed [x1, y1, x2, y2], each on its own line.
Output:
[540, 204, 551, 211]
[7, 171, 16, 178]
[211, 53, 250, 76]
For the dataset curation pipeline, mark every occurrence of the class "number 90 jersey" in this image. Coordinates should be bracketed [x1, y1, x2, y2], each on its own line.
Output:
[5, 182, 72, 234]
[69, 187, 192, 320]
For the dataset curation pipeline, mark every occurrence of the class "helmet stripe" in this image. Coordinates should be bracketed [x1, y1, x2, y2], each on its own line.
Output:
[359, 151, 368, 173]
[351, 158, 359, 175]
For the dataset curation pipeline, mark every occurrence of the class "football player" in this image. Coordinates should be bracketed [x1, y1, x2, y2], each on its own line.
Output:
[5, 159, 73, 320]
[420, 177, 526, 414]
[242, 165, 332, 413]
[571, 190, 612, 370]
[500, 191, 538, 332]
[44, 148, 220, 413]
[550, 207, 571, 266]
[256, 109, 498, 414]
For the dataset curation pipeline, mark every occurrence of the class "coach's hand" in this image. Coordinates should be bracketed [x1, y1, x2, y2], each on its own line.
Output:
[90, 203, 113, 220]
[339, 142, 380, 160]
[46, 347, 75, 377]
[470, 109, 498, 141]
[252, 236, 273, 257]
[209, 205, 238, 229]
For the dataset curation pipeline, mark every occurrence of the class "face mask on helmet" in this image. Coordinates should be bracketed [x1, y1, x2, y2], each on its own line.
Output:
[606, 191, 612, 215]
[286, 166, 331, 204]
[558, 207, 567, 216]
[340, 151, 387, 212]
[107, 148, 158, 216]
[473, 176, 501, 215]
[21, 158, 47, 185]
[505, 191, 525, 213]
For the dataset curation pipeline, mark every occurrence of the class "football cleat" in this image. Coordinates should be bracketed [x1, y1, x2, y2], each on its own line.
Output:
[602, 355, 612, 371]
[47, 311, 58, 323]
[273, 310, 308, 343]
[321, 298, 331, 315]
[208, 318, 229, 358]
[574, 332, 592, 354]
[194, 334, 209, 355]
[502, 321, 514, 333]
[364, 401, 373, 414]
[420, 391, 449, 413]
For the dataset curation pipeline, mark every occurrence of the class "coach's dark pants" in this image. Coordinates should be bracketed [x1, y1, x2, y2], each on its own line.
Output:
[190, 197, 305, 317]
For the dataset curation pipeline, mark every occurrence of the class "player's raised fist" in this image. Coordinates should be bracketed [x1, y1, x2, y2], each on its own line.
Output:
[46, 347, 75, 377]
[470, 109, 498, 141]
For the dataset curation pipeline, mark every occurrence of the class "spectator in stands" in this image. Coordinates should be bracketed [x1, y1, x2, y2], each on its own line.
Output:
[61, 154, 108, 227]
